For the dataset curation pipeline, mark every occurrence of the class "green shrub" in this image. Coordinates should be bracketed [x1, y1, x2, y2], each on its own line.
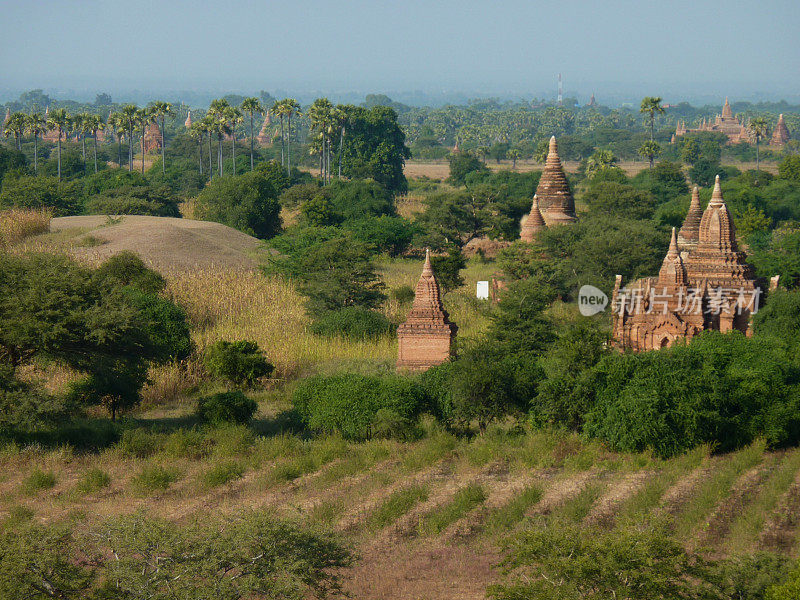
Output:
[162, 429, 214, 459]
[196, 391, 258, 426]
[84, 185, 180, 217]
[584, 332, 800, 457]
[21, 469, 57, 495]
[116, 428, 162, 458]
[198, 460, 244, 488]
[76, 468, 111, 494]
[292, 374, 428, 441]
[391, 285, 415, 304]
[310, 307, 394, 340]
[204, 340, 274, 387]
[131, 465, 178, 494]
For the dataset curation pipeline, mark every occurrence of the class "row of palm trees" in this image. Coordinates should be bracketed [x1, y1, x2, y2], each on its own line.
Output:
[2, 103, 174, 180]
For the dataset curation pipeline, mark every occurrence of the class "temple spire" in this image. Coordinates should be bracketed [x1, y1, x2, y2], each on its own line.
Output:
[710, 175, 724, 207]
[535, 136, 577, 225]
[678, 185, 703, 253]
[185, 110, 192, 129]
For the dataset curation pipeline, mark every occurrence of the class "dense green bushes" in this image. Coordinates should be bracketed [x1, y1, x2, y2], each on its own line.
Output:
[204, 340, 274, 386]
[84, 184, 180, 217]
[196, 390, 258, 426]
[310, 307, 394, 340]
[292, 374, 427, 440]
[194, 170, 282, 238]
[584, 332, 800, 457]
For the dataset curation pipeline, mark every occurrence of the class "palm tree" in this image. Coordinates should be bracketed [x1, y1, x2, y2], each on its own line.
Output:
[46, 108, 70, 180]
[120, 104, 139, 171]
[334, 106, 347, 179]
[240, 97, 264, 171]
[585, 149, 617, 177]
[86, 114, 105, 174]
[640, 97, 665, 142]
[748, 117, 769, 175]
[4, 113, 26, 150]
[226, 106, 243, 175]
[107, 112, 125, 168]
[136, 107, 152, 174]
[74, 112, 92, 174]
[25, 112, 47, 174]
[200, 116, 215, 178]
[272, 100, 287, 167]
[507, 148, 521, 169]
[308, 98, 334, 183]
[189, 121, 205, 176]
[638, 140, 662, 169]
[276, 98, 301, 176]
[208, 99, 231, 177]
[148, 101, 172, 175]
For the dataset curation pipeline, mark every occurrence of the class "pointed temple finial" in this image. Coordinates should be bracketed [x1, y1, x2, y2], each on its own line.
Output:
[710, 175, 723, 206]
[535, 136, 577, 226]
[678, 186, 703, 253]
[396, 250, 457, 372]
[667, 227, 679, 257]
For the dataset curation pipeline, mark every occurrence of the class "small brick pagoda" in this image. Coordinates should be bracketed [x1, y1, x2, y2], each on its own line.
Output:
[143, 121, 163, 153]
[771, 114, 791, 147]
[257, 111, 272, 146]
[397, 250, 457, 372]
[519, 194, 547, 242]
[612, 176, 761, 351]
[533, 136, 577, 226]
[673, 97, 749, 145]
[184, 110, 192, 129]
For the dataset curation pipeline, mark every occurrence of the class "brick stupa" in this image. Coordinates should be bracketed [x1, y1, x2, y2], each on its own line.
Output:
[519, 194, 547, 242]
[677, 186, 703, 255]
[771, 114, 790, 147]
[536, 136, 577, 225]
[613, 176, 761, 351]
[143, 121, 162, 153]
[257, 111, 272, 146]
[184, 111, 192, 129]
[397, 250, 457, 372]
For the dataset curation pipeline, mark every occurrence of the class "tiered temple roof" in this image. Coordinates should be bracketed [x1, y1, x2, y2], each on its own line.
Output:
[677, 186, 703, 255]
[612, 176, 761, 351]
[771, 114, 791, 147]
[535, 136, 577, 226]
[397, 250, 457, 372]
[519, 195, 547, 243]
[673, 98, 749, 145]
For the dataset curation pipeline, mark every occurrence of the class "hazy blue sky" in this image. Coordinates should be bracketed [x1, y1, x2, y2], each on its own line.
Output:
[1, 0, 798, 104]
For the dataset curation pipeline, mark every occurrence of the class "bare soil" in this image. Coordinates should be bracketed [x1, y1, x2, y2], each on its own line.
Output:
[48, 215, 265, 271]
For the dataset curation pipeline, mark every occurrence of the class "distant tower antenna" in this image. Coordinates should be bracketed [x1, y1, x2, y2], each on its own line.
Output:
[557, 73, 563, 106]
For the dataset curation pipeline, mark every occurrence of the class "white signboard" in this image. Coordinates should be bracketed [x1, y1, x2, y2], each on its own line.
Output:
[476, 280, 489, 300]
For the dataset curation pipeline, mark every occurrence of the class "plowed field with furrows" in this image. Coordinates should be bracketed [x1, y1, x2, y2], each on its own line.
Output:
[2, 431, 799, 600]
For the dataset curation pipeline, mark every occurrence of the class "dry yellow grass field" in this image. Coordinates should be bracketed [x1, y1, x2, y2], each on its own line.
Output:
[0, 208, 51, 248]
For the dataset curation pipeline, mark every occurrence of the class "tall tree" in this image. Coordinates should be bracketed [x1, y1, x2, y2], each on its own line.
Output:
[148, 101, 172, 175]
[119, 104, 139, 172]
[749, 117, 769, 176]
[240, 97, 263, 172]
[86, 114, 105, 174]
[226, 106, 243, 175]
[640, 96, 664, 142]
[308, 98, 334, 183]
[107, 112, 125, 168]
[74, 112, 92, 174]
[638, 140, 662, 169]
[507, 148, 521, 169]
[3, 112, 26, 150]
[46, 108, 70, 181]
[208, 99, 231, 177]
[272, 100, 287, 167]
[200, 115, 215, 178]
[25, 112, 47, 174]
[284, 99, 301, 176]
[189, 121, 204, 176]
[136, 108, 152, 174]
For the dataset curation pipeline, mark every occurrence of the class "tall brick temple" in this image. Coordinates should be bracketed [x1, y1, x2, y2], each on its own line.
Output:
[534, 136, 577, 226]
[771, 114, 791, 147]
[397, 250, 457, 371]
[612, 176, 761, 351]
[673, 97, 749, 145]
